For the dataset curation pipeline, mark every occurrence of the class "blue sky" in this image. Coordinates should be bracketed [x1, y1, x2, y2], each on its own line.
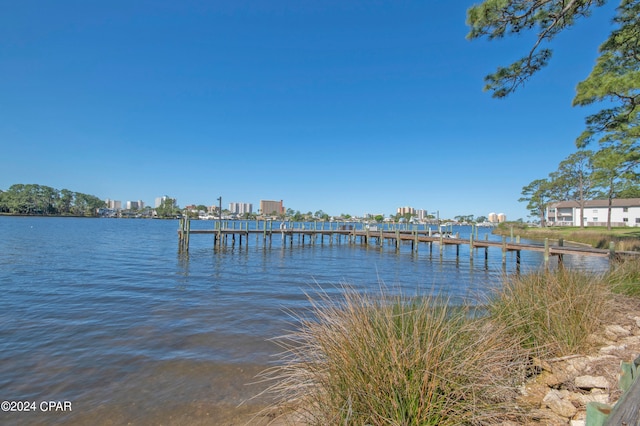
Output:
[0, 1, 617, 220]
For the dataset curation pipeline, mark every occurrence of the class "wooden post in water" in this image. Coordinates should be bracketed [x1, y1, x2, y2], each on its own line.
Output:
[185, 217, 191, 251]
[544, 238, 550, 268]
[182, 218, 186, 245]
[558, 238, 564, 267]
[484, 233, 489, 262]
[184, 217, 191, 251]
[469, 233, 474, 261]
[178, 218, 186, 250]
[502, 236, 507, 265]
[609, 241, 616, 262]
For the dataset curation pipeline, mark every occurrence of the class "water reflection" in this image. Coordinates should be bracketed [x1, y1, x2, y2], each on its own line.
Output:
[0, 218, 611, 425]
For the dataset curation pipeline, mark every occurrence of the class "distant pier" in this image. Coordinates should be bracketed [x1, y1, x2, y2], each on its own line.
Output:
[177, 218, 638, 267]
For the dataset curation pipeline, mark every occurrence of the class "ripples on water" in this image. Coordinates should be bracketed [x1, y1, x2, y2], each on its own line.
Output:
[0, 217, 608, 424]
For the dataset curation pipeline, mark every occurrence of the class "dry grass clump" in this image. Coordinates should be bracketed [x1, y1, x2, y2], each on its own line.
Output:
[487, 269, 611, 358]
[256, 268, 617, 424]
[564, 230, 640, 251]
[258, 288, 531, 425]
[616, 238, 640, 252]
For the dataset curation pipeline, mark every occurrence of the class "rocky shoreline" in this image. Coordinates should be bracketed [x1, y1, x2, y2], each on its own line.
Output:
[514, 294, 640, 425]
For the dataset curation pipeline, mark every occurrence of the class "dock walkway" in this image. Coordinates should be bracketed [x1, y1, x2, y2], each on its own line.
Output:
[177, 219, 639, 266]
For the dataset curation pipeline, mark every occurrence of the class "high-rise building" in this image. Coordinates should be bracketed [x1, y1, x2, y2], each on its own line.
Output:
[397, 206, 416, 216]
[105, 199, 122, 210]
[126, 200, 144, 210]
[155, 196, 167, 208]
[260, 200, 284, 216]
[229, 202, 253, 215]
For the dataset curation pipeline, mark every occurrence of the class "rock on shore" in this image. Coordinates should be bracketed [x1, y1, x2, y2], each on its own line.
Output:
[513, 294, 640, 425]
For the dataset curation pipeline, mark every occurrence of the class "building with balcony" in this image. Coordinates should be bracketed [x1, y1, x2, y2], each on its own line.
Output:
[397, 206, 416, 216]
[547, 198, 640, 227]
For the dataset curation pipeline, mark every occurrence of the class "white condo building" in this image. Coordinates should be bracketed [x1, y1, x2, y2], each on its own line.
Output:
[155, 196, 166, 208]
[126, 200, 144, 210]
[229, 202, 253, 215]
[547, 198, 640, 227]
[105, 199, 122, 210]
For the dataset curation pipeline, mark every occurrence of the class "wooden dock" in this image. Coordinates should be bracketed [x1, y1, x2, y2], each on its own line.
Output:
[177, 218, 639, 266]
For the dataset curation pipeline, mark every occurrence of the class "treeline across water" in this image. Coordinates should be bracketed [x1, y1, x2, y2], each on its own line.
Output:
[0, 184, 105, 216]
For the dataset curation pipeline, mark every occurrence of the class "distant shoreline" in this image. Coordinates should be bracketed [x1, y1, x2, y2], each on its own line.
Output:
[0, 213, 94, 218]
[0, 213, 173, 219]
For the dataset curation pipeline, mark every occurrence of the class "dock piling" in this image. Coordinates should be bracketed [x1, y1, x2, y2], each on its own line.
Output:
[544, 238, 550, 267]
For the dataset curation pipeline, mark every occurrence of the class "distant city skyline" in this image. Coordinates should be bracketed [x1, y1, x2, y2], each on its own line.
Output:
[0, 2, 618, 222]
[101, 194, 508, 220]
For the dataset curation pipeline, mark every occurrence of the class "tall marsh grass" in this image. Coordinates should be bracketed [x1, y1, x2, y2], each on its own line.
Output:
[564, 230, 640, 251]
[259, 288, 531, 425]
[495, 223, 640, 252]
[606, 259, 640, 297]
[259, 268, 618, 424]
[486, 269, 611, 358]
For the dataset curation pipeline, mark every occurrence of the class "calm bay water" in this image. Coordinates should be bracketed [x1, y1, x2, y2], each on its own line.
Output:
[0, 217, 607, 425]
